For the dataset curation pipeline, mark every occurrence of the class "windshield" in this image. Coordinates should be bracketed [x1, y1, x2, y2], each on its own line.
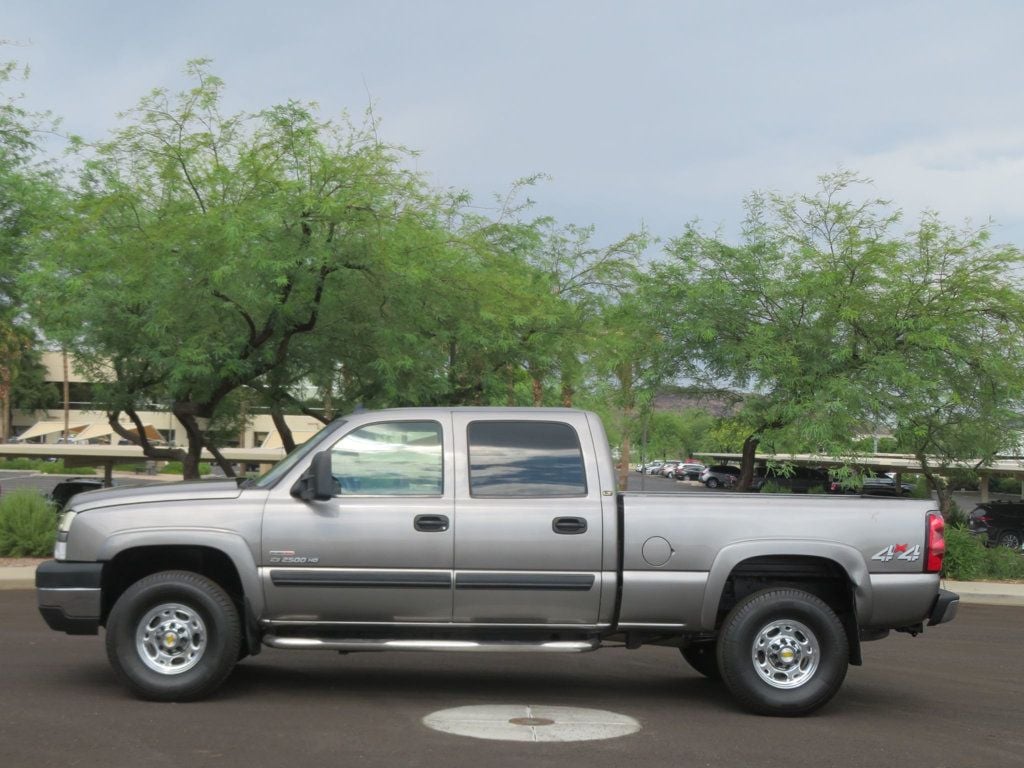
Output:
[252, 421, 345, 489]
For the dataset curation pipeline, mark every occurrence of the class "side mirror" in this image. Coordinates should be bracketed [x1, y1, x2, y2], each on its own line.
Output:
[291, 451, 338, 501]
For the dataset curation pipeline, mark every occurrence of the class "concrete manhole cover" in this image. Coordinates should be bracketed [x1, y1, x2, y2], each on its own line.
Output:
[422, 705, 641, 742]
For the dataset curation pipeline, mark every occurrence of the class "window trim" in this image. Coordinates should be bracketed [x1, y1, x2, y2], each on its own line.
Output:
[328, 419, 446, 498]
[466, 419, 589, 499]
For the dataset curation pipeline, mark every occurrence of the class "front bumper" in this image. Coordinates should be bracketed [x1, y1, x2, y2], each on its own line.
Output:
[928, 588, 959, 626]
[36, 560, 103, 635]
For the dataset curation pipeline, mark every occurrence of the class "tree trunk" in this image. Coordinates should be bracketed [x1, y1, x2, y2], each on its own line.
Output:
[271, 406, 297, 454]
[174, 408, 207, 481]
[736, 434, 759, 491]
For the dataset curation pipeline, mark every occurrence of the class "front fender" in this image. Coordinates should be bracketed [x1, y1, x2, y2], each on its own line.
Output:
[97, 528, 265, 618]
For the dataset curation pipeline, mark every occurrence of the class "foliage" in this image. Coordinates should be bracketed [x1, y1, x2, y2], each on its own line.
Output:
[0, 489, 56, 557]
[942, 524, 1024, 581]
[0, 458, 95, 475]
[631, 409, 718, 462]
[158, 461, 211, 476]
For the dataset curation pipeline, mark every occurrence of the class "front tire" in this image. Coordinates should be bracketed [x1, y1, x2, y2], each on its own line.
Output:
[716, 588, 848, 716]
[706, 477, 720, 489]
[106, 570, 241, 701]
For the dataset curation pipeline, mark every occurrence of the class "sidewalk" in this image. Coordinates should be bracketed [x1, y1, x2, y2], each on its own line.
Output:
[4, 559, 1024, 605]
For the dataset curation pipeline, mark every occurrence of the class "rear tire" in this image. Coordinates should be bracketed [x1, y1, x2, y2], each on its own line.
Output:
[681, 643, 721, 680]
[106, 570, 240, 701]
[716, 588, 848, 716]
[706, 477, 720, 489]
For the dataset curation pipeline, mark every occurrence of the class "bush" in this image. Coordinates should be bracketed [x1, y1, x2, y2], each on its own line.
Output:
[159, 461, 212, 476]
[911, 475, 932, 500]
[0, 458, 95, 475]
[0, 490, 57, 557]
[991, 476, 1021, 495]
[942, 524, 1024, 581]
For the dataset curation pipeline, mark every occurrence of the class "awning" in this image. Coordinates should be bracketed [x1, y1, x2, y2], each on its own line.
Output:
[75, 422, 164, 442]
[260, 429, 321, 450]
[16, 421, 88, 440]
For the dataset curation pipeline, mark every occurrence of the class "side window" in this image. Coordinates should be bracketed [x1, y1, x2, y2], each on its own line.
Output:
[467, 421, 587, 497]
[329, 421, 443, 496]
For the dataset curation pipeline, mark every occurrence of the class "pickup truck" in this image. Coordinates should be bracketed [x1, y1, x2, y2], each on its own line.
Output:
[36, 407, 958, 716]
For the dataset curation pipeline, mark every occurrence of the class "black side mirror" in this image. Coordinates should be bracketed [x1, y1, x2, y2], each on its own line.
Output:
[291, 451, 339, 501]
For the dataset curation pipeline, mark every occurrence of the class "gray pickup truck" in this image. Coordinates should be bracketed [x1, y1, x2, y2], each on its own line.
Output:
[37, 407, 958, 716]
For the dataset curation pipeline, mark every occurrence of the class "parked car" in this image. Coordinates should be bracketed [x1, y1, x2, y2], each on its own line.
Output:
[753, 466, 831, 493]
[48, 478, 106, 511]
[635, 460, 665, 475]
[699, 464, 740, 488]
[658, 461, 682, 477]
[968, 501, 1024, 550]
[827, 470, 913, 496]
[673, 462, 706, 481]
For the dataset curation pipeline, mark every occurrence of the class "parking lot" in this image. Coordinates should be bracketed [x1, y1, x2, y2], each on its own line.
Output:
[0, 589, 1020, 768]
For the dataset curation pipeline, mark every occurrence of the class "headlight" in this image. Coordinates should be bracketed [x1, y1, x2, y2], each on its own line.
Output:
[55, 511, 78, 560]
[57, 510, 78, 534]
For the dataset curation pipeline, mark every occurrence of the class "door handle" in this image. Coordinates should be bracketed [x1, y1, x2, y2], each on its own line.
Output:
[414, 514, 449, 532]
[552, 516, 587, 535]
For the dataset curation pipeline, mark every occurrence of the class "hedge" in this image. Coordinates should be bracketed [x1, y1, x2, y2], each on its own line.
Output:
[0, 490, 57, 557]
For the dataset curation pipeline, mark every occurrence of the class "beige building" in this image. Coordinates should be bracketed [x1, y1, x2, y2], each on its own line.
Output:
[11, 351, 323, 449]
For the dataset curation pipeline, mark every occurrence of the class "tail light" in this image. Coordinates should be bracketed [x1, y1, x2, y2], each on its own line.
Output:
[925, 512, 945, 573]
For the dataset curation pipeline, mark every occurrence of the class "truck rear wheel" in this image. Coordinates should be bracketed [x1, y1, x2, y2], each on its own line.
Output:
[680, 642, 720, 680]
[105, 570, 241, 701]
[716, 588, 848, 716]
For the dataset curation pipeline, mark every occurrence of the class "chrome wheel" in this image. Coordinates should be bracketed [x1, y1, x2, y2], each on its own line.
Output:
[751, 618, 819, 689]
[136, 602, 207, 675]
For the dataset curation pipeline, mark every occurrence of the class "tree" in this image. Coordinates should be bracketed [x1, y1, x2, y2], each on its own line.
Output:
[0, 60, 60, 440]
[860, 217, 1024, 515]
[655, 172, 899, 488]
[24, 61, 434, 477]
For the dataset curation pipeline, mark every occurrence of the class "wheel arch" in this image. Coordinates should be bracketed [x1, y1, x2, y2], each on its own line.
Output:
[97, 532, 263, 653]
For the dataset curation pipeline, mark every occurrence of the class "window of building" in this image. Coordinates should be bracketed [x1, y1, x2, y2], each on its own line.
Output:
[329, 421, 443, 496]
[467, 421, 587, 497]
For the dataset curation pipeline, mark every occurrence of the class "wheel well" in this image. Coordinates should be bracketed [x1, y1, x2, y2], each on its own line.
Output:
[100, 545, 245, 625]
[717, 555, 861, 665]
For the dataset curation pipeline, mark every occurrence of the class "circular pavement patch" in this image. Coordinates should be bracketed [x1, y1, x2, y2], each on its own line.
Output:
[422, 705, 641, 742]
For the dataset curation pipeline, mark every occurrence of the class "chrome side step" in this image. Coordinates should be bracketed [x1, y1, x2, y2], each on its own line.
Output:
[262, 637, 600, 653]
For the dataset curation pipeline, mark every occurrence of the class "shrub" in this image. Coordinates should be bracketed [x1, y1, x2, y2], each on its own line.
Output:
[991, 476, 1021, 495]
[911, 475, 932, 500]
[159, 461, 212, 476]
[942, 524, 1024, 581]
[0, 490, 57, 557]
[0, 458, 95, 475]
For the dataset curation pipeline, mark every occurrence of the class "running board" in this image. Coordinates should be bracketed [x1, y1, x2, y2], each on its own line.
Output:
[262, 637, 600, 653]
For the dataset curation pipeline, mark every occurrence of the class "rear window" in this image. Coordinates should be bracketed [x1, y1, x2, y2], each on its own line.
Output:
[467, 421, 587, 497]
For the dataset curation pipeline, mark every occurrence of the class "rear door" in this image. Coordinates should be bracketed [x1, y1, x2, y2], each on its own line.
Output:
[451, 412, 605, 626]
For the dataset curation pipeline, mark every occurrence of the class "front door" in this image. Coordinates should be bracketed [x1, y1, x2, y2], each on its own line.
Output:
[261, 418, 454, 624]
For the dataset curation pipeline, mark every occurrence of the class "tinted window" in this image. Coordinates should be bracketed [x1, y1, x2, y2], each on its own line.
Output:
[329, 421, 443, 496]
[468, 421, 587, 497]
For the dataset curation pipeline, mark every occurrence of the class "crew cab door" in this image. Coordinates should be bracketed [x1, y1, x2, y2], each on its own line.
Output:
[261, 417, 454, 623]
[451, 413, 605, 626]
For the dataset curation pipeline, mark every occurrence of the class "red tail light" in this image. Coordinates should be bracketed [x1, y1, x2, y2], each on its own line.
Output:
[925, 512, 945, 573]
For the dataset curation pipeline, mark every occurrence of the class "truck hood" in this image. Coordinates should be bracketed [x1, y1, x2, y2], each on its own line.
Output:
[68, 479, 244, 512]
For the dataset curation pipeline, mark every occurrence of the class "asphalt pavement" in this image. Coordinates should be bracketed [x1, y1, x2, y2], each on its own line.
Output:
[1, 590, 1021, 768]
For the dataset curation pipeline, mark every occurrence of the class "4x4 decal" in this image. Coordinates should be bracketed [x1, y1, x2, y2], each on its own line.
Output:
[872, 543, 921, 562]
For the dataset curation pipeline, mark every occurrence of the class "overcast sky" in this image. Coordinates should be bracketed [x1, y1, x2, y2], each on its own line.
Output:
[3, 1, 1023, 248]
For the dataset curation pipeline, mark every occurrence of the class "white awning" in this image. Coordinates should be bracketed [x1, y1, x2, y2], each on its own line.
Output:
[75, 422, 163, 442]
[16, 421, 88, 440]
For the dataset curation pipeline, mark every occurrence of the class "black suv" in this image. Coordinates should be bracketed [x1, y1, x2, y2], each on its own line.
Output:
[968, 501, 1024, 550]
[752, 466, 831, 493]
[48, 478, 106, 511]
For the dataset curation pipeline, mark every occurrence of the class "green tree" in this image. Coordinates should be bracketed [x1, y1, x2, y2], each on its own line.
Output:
[24, 61, 433, 477]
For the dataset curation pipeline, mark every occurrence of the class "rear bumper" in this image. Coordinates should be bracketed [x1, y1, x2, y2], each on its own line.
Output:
[36, 560, 103, 635]
[928, 588, 959, 626]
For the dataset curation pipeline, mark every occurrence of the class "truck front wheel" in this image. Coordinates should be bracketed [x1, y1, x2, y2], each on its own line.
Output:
[105, 570, 241, 701]
[716, 588, 848, 716]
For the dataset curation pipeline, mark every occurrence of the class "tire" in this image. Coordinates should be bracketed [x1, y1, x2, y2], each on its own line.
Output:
[105, 570, 241, 701]
[997, 530, 1022, 550]
[681, 642, 720, 680]
[716, 588, 848, 716]
[706, 477, 720, 489]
